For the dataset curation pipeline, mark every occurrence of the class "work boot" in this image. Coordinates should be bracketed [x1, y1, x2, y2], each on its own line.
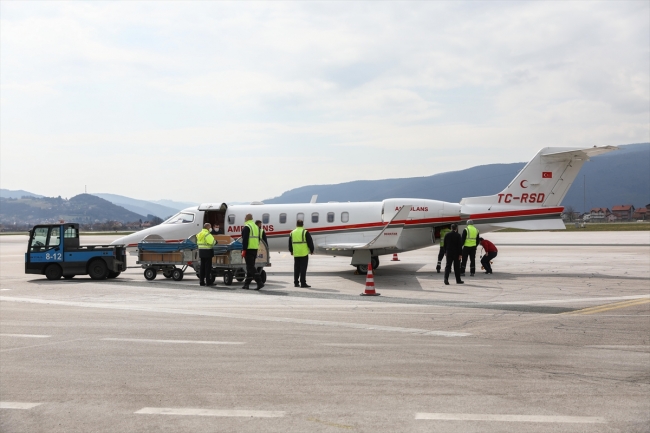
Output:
[301, 284, 311, 288]
[457, 280, 464, 284]
[444, 280, 449, 285]
[242, 285, 249, 290]
[199, 280, 205, 286]
[436, 266, 441, 273]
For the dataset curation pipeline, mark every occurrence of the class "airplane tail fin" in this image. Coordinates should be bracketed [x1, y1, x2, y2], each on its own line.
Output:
[460, 146, 617, 208]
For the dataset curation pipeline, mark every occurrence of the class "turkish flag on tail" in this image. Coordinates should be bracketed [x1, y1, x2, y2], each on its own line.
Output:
[542, 172, 553, 178]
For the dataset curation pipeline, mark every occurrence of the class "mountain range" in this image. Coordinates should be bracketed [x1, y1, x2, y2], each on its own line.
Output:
[264, 143, 650, 212]
[2, 143, 647, 225]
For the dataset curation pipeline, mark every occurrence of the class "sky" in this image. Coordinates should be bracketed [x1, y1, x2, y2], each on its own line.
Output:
[1, 1, 648, 203]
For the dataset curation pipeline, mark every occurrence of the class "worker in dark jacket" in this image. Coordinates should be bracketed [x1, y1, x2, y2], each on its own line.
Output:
[460, 219, 480, 277]
[196, 223, 216, 286]
[436, 224, 451, 273]
[288, 219, 314, 288]
[479, 237, 498, 274]
[443, 223, 464, 285]
[241, 214, 264, 290]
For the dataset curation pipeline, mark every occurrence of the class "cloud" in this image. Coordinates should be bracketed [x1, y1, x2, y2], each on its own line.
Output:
[1, 1, 648, 202]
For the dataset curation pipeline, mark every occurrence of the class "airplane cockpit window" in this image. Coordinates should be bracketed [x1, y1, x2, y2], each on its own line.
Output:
[279, 213, 287, 224]
[312, 213, 319, 223]
[327, 212, 335, 223]
[30, 227, 48, 250]
[164, 212, 195, 224]
[228, 214, 236, 224]
[297, 213, 304, 222]
[262, 213, 270, 224]
[48, 227, 61, 247]
[341, 212, 349, 223]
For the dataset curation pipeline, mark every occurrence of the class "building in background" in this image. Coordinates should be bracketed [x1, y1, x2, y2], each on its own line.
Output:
[611, 205, 635, 221]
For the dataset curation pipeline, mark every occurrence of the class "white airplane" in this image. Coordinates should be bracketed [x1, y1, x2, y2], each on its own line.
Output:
[113, 146, 616, 273]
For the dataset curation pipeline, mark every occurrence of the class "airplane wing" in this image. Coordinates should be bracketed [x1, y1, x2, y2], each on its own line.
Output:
[321, 205, 411, 251]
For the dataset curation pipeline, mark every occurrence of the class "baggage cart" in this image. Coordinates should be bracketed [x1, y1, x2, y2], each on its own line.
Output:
[136, 239, 198, 281]
[193, 238, 271, 286]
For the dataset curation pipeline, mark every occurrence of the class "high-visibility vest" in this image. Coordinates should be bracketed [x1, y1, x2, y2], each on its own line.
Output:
[245, 220, 259, 249]
[196, 229, 215, 249]
[439, 228, 450, 247]
[291, 227, 310, 257]
[463, 225, 479, 247]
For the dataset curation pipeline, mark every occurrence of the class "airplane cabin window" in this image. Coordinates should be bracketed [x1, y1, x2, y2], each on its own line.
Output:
[279, 213, 287, 224]
[312, 212, 319, 223]
[228, 214, 236, 225]
[297, 212, 304, 222]
[262, 213, 270, 224]
[341, 212, 349, 223]
[327, 212, 335, 223]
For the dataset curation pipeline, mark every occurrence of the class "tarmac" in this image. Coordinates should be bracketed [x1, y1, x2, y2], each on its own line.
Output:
[1, 231, 649, 433]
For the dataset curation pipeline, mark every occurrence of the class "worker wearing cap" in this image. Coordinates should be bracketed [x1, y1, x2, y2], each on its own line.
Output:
[196, 223, 216, 286]
[460, 219, 480, 277]
[288, 219, 314, 288]
[436, 224, 451, 273]
[443, 223, 464, 285]
[241, 214, 264, 290]
[479, 237, 498, 274]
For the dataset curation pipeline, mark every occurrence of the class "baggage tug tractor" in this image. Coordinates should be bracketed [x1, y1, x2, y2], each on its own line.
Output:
[25, 223, 126, 280]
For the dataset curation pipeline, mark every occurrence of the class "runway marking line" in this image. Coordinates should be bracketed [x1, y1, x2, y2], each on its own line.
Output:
[563, 298, 650, 315]
[0, 402, 43, 410]
[496, 294, 650, 305]
[415, 413, 606, 423]
[0, 296, 471, 338]
[135, 407, 285, 417]
[0, 334, 50, 338]
[102, 338, 244, 345]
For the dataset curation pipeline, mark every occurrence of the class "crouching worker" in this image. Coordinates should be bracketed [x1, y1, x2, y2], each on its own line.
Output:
[197, 223, 216, 286]
[479, 237, 498, 274]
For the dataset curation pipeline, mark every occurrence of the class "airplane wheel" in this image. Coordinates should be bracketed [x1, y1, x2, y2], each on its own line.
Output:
[356, 264, 368, 275]
[172, 268, 184, 281]
[45, 264, 62, 280]
[223, 272, 233, 286]
[371, 256, 379, 269]
[89, 259, 109, 280]
[144, 267, 157, 281]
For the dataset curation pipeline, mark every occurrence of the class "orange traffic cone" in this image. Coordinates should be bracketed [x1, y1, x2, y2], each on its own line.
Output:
[391, 253, 400, 261]
[360, 263, 380, 296]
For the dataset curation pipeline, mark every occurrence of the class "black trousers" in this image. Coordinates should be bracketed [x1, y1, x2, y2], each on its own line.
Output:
[293, 255, 309, 285]
[198, 249, 213, 283]
[243, 249, 261, 286]
[461, 246, 477, 274]
[481, 251, 498, 273]
[444, 254, 462, 283]
[436, 246, 446, 267]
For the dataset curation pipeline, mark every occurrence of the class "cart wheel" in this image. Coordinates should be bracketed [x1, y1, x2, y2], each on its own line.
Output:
[260, 269, 266, 284]
[223, 272, 233, 286]
[144, 267, 157, 281]
[163, 270, 172, 279]
[172, 268, 184, 281]
[235, 268, 246, 282]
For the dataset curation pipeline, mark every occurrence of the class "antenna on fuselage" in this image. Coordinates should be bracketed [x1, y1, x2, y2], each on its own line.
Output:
[310, 195, 318, 204]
